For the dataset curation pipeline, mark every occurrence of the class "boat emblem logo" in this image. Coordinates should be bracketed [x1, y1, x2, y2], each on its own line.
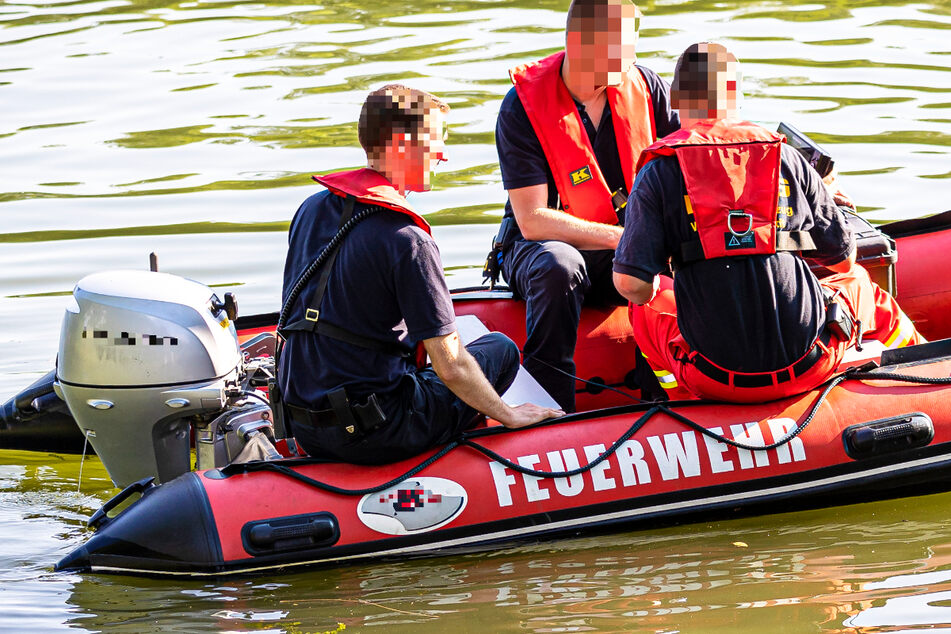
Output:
[357, 477, 467, 535]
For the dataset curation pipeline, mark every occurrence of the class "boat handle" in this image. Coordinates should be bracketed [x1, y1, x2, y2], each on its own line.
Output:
[87, 476, 156, 530]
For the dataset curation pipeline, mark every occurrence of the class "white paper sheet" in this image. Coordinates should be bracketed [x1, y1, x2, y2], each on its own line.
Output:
[455, 314, 561, 409]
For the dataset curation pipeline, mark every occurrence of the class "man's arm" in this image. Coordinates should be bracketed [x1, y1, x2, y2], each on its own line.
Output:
[613, 271, 656, 305]
[423, 331, 564, 428]
[823, 245, 856, 274]
[509, 184, 623, 250]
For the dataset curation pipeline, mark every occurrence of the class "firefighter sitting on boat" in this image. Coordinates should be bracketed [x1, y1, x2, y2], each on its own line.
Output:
[487, 0, 680, 411]
[278, 85, 563, 465]
[612, 43, 924, 403]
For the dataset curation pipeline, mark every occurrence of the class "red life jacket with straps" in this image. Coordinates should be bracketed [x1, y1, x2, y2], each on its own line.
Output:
[510, 51, 656, 226]
[637, 119, 816, 265]
[286, 168, 431, 367]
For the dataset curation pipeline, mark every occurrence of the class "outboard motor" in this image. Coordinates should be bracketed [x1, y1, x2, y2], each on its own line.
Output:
[54, 270, 250, 488]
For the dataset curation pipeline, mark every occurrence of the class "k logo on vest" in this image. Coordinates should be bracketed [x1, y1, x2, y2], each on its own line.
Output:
[569, 166, 593, 186]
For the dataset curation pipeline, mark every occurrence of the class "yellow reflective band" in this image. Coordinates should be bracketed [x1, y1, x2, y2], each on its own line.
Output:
[884, 327, 901, 348]
[653, 369, 678, 387]
[884, 313, 916, 349]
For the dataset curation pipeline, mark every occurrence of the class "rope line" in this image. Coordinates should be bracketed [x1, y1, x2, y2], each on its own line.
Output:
[228, 366, 951, 495]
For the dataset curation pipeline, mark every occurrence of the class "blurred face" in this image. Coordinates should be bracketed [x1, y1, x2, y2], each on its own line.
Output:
[565, 1, 640, 92]
[671, 43, 740, 122]
[383, 108, 447, 194]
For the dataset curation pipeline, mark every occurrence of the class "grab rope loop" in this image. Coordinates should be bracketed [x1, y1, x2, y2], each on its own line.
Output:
[227, 364, 951, 495]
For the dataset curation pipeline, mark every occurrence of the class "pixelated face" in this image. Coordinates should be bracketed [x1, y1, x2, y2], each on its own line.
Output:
[378, 106, 446, 194]
[671, 43, 740, 121]
[565, 1, 640, 91]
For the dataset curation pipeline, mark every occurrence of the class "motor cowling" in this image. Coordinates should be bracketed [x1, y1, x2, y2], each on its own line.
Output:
[55, 271, 243, 487]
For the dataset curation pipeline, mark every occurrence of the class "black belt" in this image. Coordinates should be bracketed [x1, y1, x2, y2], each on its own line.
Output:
[287, 404, 341, 429]
[691, 329, 832, 388]
[287, 388, 387, 436]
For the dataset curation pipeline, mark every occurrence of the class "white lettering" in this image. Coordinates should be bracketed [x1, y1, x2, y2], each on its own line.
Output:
[617, 439, 651, 485]
[730, 423, 770, 469]
[703, 427, 734, 474]
[489, 461, 516, 507]
[647, 432, 701, 481]
[767, 418, 807, 463]
[546, 449, 584, 497]
[582, 444, 617, 491]
[517, 454, 550, 502]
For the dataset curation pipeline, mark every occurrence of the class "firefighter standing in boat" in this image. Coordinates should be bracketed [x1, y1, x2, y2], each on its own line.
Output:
[487, 0, 680, 412]
[279, 85, 563, 465]
[612, 43, 925, 403]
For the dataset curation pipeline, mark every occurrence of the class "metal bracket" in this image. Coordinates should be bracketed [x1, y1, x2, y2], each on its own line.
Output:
[727, 209, 754, 237]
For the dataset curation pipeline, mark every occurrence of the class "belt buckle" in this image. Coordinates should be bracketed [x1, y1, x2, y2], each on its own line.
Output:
[305, 308, 319, 322]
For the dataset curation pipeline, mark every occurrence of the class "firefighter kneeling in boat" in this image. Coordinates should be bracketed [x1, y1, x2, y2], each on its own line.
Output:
[279, 85, 563, 464]
[612, 43, 925, 403]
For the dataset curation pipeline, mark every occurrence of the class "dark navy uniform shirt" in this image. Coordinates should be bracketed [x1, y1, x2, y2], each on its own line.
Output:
[279, 189, 456, 409]
[614, 143, 854, 372]
[496, 64, 680, 224]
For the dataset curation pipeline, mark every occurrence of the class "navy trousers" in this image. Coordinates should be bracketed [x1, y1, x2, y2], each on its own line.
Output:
[291, 332, 520, 465]
[501, 239, 625, 412]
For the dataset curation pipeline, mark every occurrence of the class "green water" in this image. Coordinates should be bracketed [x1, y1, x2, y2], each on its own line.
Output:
[1, 0, 949, 631]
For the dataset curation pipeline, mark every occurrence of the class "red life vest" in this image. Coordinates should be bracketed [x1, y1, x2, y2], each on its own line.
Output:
[307, 168, 431, 367]
[637, 120, 807, 263]
[313, 168, 431, 236]
[510, 51, 655, 226]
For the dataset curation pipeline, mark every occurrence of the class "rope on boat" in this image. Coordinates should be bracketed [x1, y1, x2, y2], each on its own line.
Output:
[226, 365, 951, 494]
[230, 440, 461, 496]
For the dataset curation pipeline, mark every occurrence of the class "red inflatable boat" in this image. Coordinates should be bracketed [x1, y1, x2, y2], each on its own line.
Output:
[50, 210, 951, 577]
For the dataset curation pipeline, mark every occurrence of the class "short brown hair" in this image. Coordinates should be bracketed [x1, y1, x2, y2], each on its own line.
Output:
[357, 84, 449, 155]
[566, 0, 638, 32]
[671, 42, 739, 105]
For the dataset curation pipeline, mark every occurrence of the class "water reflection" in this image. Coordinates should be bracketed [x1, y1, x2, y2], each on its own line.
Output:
[50, 492, 951, 632]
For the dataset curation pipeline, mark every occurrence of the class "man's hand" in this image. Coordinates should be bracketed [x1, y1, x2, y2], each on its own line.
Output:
[497, 402, 565, 429]
[822, 167, 856, 210]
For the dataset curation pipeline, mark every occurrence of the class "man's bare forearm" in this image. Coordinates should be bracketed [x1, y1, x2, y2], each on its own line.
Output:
[433, 349, 516, 422]
[518, 206, 623, 250]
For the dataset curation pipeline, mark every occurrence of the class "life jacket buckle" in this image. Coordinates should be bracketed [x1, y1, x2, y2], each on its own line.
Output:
[305, 308, 319, 322]
[727, 209, 754, 237]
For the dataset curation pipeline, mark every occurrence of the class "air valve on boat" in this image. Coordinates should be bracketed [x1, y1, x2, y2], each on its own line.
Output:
[843, 412, 934, 460]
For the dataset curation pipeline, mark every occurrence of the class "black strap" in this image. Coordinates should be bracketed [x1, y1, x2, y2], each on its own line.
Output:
[280, 196, 414, 360]
[775, 230, 817, 252]
[288, 319, 414, 359]
[691, 328, 832, 387]
[677, 240, 705, 267]
[326, 388, 361, 435]
[676, 229, 818, 269]
[309, 195, 357, 325]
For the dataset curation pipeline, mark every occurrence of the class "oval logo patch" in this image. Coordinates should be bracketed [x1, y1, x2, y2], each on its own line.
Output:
[357, 477, 467, 535]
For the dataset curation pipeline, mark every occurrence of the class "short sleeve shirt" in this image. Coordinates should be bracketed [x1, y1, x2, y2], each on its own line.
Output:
[614, 143, 854, 372]
[279, 189, 456, 408]
[495, 64, 680, 223]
